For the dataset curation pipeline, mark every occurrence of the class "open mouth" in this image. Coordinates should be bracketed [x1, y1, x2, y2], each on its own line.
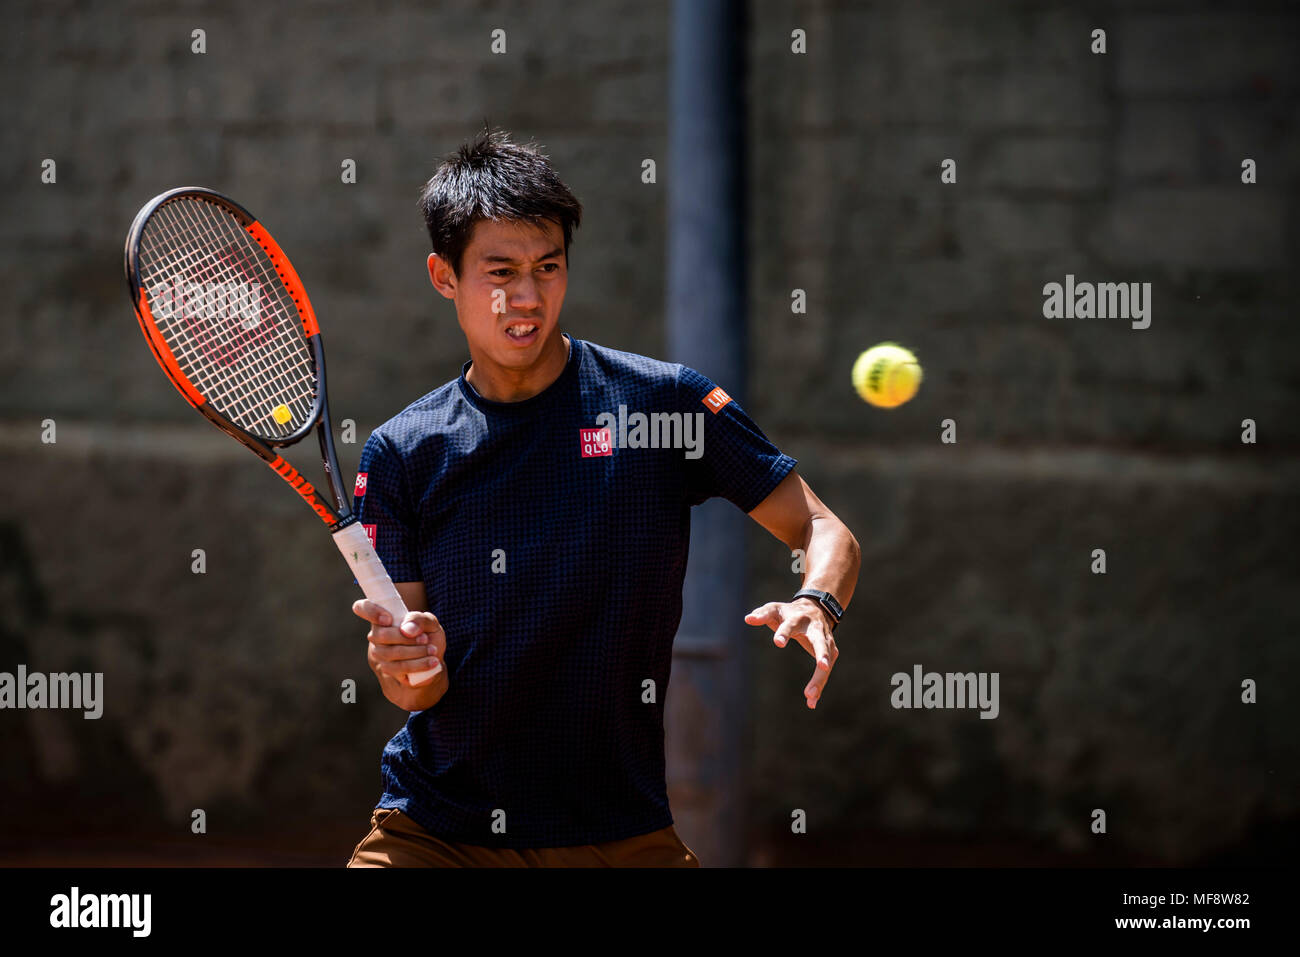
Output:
[504, 322, 540, 341]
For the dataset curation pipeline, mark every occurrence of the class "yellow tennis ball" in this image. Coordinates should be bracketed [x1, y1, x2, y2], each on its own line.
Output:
[852, 343, 922, 408]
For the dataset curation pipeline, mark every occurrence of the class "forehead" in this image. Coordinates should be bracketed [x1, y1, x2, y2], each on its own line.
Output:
[463, 218, 563, 259]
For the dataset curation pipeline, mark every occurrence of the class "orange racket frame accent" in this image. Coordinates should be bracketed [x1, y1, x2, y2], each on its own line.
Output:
[247, 221, 320, 338]
[135, 287, 205, 408]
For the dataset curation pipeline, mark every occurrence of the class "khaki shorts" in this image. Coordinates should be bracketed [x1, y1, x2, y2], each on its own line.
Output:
[346, 808, 701, 868]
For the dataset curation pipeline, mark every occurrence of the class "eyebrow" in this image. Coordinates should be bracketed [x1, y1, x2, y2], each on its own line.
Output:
[481, 248, 564, 265]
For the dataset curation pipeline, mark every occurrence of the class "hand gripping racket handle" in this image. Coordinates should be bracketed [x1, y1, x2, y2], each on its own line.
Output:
[333, 523, 441, 687]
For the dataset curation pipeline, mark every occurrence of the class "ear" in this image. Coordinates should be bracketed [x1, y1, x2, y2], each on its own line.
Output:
[428, 253, 457, 300]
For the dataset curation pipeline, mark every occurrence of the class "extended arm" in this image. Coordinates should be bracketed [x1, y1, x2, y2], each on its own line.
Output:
[746, 469, 862, 708]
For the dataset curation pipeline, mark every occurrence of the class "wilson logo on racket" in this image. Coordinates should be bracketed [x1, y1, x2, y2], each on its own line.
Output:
[354, 472, 369, 496]
[269, 455, 335, 523]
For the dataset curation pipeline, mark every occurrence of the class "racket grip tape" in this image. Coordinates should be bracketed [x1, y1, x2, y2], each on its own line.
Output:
[332, 523, 440, 687]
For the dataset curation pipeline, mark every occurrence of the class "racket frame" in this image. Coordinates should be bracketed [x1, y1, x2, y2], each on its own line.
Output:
[124, 186, 352, 529]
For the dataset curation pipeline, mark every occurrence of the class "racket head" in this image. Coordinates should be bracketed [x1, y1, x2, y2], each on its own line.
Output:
[124, 187, 326, 448]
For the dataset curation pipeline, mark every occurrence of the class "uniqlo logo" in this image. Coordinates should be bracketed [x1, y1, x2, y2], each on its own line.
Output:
[354, 472, 368, 496]
[702, 386, 732, 413]
[362, 524, 377, 549]
[580, 427, 612, 457]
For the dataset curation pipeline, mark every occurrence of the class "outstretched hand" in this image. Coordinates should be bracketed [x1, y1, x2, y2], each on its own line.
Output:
[744, 598, 839, 709]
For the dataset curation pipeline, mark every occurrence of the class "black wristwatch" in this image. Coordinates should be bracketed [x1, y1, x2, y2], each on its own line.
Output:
[792, 589, 844, 631]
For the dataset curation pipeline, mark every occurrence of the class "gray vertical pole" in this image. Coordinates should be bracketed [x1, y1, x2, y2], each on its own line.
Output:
[665, 0, 748, 868]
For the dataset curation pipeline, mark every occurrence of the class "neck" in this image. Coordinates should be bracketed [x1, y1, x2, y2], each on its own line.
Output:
[466, 332, 570, 403]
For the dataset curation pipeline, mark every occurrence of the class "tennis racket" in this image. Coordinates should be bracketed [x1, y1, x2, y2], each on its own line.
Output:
[124, 186, 439, 686]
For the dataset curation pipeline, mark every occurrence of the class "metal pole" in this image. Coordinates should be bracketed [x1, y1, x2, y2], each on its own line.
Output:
[665, 0, 748, 868]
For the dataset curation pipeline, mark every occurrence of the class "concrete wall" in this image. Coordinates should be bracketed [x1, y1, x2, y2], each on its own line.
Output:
[0, 0, 1295, 864]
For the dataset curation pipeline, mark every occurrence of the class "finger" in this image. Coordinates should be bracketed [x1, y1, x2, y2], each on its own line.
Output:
[367, 623, 426, 646]
[398, 613, 444, 650]
[370, 640, 439, 664]
[803, 626, 834, 708]
[806, 625, 832, 671]
[772, 617, 799, 649]
[784, 617, 830, 664]
[377, 652, 443, 681]
[744, 603, 782, 629]
[401, 611, 444, 637]
[397, 655, 442, 680]
[352, 598, 393, 627]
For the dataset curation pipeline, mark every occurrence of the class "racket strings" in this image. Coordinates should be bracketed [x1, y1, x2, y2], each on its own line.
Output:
[137, 197, 318, 439]
[141, 202, 314, 434]
[150, 198, 316, 432]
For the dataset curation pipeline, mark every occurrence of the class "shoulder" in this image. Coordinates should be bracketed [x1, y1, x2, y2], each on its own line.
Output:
[367, 379, 464, 454]
[577, 338, 684, 390]
[574, 339, 741, 412]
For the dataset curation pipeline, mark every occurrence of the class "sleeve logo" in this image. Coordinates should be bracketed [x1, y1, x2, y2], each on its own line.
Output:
[702, 386, 733, 414]
[354, 472, 368, 496]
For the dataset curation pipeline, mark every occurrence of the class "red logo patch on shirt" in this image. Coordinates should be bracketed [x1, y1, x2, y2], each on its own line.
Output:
[702, 386, 733, 414]
[580, 427, 612, 458]
[362, 524, 377, 549]
[354, 472, 368, 496]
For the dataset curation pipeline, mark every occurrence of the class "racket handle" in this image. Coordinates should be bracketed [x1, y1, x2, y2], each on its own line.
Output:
[332, 523, 441, 687]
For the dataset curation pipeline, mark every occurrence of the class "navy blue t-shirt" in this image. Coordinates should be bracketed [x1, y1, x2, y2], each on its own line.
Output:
[354, 335, 796, 848]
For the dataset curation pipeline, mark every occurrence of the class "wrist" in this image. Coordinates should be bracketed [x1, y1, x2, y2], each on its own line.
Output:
[791, 595, 837, 632]
[790, 595, 832, 624]
[791, 588, 844, 631]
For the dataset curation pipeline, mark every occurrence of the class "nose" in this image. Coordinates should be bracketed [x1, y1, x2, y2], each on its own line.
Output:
[509, 273, 542, 311]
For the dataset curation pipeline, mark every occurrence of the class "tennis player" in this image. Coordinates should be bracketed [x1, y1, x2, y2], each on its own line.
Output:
[346, 129, 861, 867]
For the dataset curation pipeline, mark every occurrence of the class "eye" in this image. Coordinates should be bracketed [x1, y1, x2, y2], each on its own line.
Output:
[490, 268, 512, 277]
[539, 263, 560, 273]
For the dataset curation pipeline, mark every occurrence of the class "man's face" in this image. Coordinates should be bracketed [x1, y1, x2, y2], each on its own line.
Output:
[428, 218, 568, 372]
